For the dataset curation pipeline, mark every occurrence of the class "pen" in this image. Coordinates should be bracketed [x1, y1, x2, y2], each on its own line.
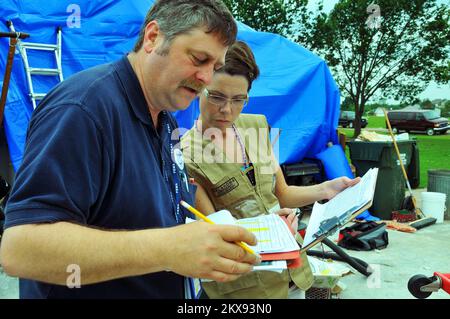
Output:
[180, 200, 258, 256]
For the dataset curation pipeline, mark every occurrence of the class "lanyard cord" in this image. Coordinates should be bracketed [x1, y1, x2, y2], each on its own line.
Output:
[232, 124, 249, 170]
[160, 112, 183, 224]
[195, 120, 250, 170]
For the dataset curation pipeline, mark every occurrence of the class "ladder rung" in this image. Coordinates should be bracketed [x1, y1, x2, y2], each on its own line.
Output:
[31, 93, 46, 100]
[29, 68, 60, 76]
[22, 42, 58, 51]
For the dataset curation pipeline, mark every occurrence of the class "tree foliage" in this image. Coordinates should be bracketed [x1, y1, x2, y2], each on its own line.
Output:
[223, 1, 449, 137]
[420, 99, 434, 109]
[296, 0, 450, 137]
[341, 96, 354, 110]
[223, 0, 308, 38]
[443, 100, 450, 117]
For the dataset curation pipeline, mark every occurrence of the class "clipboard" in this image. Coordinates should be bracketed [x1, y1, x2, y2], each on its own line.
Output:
[299, 200, 373, 253]
[299, 167, 379, 254]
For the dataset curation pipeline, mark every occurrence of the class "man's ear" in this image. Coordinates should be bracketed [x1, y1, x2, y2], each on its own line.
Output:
[142, 21, 162, 53]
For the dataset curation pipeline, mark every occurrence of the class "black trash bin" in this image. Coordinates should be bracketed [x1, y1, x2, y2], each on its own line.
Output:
[347, 140, 415, 220]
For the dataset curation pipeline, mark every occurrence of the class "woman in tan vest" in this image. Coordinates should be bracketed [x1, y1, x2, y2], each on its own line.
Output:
[181, 41, 359, 299]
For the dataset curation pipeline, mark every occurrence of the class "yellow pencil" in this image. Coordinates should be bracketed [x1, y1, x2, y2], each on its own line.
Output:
[180, 200, 258, 256]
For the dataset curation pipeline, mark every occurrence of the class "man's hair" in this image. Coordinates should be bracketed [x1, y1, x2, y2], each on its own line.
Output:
[218, 40, 260, 91]
[133, 0, 237, 54]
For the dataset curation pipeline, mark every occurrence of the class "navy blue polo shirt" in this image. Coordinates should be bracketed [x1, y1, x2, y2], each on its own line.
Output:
[4, 56, 195, 299]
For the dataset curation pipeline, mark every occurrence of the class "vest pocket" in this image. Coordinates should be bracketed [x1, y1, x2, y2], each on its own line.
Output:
[207, 173, 260, 217]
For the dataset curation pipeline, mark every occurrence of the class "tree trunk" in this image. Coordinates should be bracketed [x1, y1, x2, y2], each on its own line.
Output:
[353, 98, 366, 138]
[353, 115, 362, 138]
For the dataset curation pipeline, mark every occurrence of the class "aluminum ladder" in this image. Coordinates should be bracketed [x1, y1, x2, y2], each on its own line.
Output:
[6, 21, 63, 109]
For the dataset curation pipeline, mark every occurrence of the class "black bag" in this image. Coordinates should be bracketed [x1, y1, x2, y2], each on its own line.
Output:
[338, 221, 389, 251]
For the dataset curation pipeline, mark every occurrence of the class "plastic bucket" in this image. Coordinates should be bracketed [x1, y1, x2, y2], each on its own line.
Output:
[420, 192, 447, 223]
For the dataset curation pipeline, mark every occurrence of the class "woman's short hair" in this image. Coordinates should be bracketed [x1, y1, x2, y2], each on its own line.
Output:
[218, 40, 260, 91]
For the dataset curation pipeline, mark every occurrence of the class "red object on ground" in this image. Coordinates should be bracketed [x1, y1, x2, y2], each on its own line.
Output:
[391, 210, 416, 223]
[435, 272, 450, 294]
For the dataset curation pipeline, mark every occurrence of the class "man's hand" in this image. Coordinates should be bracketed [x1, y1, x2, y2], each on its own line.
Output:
[275, 208, 298, 234]
[163, 222, 260, 283]
[321, 176, 361, 200]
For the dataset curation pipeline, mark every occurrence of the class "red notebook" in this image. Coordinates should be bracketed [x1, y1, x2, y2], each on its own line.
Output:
[259, 216, 302, 268]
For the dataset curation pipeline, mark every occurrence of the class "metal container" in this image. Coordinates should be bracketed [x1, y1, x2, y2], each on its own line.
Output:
[427, 170, 450, 220]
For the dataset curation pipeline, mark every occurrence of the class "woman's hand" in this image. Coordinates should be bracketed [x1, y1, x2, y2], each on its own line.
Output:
[275, 208, 298, 234]
[321, 176, 361, 200]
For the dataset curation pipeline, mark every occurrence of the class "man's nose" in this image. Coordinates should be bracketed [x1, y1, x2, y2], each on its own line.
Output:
[195, 65, 215, 85]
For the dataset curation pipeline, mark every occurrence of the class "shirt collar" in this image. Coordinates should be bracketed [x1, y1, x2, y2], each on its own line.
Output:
[114, 55, 152, 126]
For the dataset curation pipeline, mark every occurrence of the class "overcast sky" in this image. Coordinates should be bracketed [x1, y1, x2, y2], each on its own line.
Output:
[307, 0, 450, 102]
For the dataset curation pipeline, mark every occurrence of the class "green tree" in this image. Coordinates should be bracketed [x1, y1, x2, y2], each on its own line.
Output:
[223, 0, 307, 38]
[341, 96, 354, 110]
[420, 99, 434, 109]
[443, 100, 450, 117]
[296, 0, 450, 137]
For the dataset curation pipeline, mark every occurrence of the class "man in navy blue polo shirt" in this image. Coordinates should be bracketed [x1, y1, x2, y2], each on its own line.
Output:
[0, 0, 259, 299]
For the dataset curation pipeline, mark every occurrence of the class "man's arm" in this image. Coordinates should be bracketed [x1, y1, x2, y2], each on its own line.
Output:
[0, 220, 259, 286]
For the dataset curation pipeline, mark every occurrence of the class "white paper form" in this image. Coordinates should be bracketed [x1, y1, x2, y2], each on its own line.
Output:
[253, 260, 287, 273]
[187, 211, 293, 273]
[322, 168, 378, 218]
[190, 210, 299, 254]
[303, 168, 379, 248]
[236, 214, 299, 253]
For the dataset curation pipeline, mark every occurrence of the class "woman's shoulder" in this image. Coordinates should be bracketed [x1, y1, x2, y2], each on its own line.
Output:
[236, 113, 269, 129]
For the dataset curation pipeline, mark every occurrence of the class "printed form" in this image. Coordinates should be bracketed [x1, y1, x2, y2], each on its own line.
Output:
[200, 210, 299, 254]
[236, 214, 299, 253]
[187, 211, 299, 273]
[303, 167, 379, 248]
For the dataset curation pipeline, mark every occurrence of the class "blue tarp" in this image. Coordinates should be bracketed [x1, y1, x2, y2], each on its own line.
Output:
[1, 0, 340, 171]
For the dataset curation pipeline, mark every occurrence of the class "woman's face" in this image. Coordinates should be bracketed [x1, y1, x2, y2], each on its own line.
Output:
[199, 73, 249, 133]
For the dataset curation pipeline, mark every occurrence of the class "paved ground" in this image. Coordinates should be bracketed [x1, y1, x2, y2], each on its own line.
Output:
[306, 188, 450, 299]
[326, 221, 450, 299]
[1, 189, 449, 299]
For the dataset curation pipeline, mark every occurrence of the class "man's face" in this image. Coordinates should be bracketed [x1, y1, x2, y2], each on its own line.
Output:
[141, 25, 228, 113]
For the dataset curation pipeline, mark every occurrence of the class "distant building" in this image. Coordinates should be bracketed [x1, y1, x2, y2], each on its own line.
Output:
[432, 99, 447, 109]
[399, 105, 442, 117]
[402, 104, 422, 111]
[374, 107, 385, 116]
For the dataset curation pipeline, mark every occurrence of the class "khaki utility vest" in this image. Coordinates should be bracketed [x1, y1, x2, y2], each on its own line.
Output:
[181, 114, 313, 298]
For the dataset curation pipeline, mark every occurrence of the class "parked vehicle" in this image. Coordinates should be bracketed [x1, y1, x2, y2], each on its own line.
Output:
[386, 110, 449, 136]
[339, 111, 368, 128]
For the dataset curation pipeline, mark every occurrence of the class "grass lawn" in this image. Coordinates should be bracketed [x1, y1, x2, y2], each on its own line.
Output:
[339, 123, 450, 188]
[414, 134, 450, 188]
[366, 115, 386, 128]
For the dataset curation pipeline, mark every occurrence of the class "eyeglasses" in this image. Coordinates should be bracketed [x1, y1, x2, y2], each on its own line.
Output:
[203, 89, 249, 108]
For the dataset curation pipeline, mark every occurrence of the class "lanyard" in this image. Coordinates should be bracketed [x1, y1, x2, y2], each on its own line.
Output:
[160, 112, 183, 224]
[232, 124, 249, 170]
[232, 124, 257, 187]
